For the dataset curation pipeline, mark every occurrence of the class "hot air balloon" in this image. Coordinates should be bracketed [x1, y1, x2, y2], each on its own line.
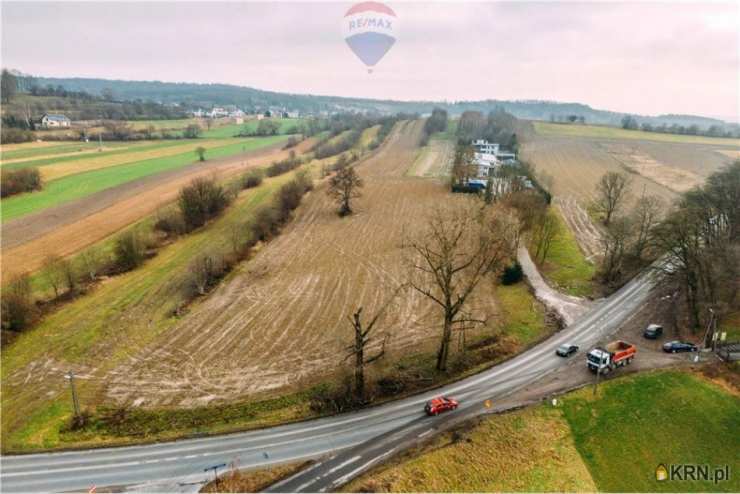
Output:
[342, 1, 397, 72]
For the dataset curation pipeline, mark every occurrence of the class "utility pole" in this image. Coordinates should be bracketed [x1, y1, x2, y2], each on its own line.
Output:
[592, 364, 601, 397]
[65, 371, 80, 418]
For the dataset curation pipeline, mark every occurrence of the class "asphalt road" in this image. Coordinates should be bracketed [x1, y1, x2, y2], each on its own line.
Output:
[0, 268, 658, 493]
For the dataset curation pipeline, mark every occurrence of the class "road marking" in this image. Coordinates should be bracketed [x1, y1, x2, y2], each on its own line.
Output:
[326, 456, 361, 475]
[417, 429, 433, 438]
[329, 448, 397, 489]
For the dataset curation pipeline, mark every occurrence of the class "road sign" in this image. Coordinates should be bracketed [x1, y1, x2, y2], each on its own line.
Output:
[484, 399, 492, 408]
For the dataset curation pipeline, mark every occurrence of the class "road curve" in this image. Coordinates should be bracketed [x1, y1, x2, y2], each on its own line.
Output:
[0, 265, 658, 493]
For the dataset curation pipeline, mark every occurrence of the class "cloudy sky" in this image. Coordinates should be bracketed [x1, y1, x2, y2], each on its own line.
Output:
[2, 1, 738, 120]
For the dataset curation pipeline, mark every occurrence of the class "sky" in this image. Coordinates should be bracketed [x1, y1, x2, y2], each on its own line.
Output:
[1, 1, 738, 120]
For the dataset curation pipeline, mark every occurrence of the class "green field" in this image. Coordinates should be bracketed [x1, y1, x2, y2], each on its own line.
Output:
[201, 118, 304, 139]
[1, 140, 188, 172]
[347, 370, 739, 492]
[1, 142, 128, 162]
[535, 207, 596, 297]
[0, 136, 285, 222]
[562, 371, 739, 492]
[534, 121, 740, 146]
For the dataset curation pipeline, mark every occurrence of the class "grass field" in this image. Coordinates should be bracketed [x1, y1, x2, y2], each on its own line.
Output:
[201, 118, 304, 139]
[0, 136, 285, 222]
[345, 401, 596, 492]
[533, 207, 596, 297]
[561, 371, 739, 492]
[534, 121, 740, 147]
[347, 370, 739, 492]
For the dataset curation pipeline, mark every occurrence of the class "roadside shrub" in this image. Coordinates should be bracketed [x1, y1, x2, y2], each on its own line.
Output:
[308, 377, 357, 414]
[114, 231, 146, 271]
[501, 261, 524, 285]
[0, 274, 35, 331]
[178, 177, 230, 230]
[1, 167, 42, 198]
[241, 169, 264, 189]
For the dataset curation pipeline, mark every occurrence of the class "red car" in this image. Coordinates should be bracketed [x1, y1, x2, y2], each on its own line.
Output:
[424, 397, 459, 416]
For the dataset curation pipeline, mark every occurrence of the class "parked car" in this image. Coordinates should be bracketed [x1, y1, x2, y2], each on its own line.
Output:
[424, 397, 459, 416]
[556, 343, 579, 357]
[643, 324, 663, 339]
[663, 341, 698, 353]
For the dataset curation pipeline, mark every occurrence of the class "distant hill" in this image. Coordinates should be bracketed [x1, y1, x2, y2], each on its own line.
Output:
[15, 74, 735, 130]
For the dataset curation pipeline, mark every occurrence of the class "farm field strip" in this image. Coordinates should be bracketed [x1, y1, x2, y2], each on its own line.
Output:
[0, 137, 310, 280]
[0, 127, 389, 448]
[0, 140, 186, 173]
[0, 136, 286, 222]
[533, 121, 740, 146]
[0, 141, 129, 162]
[201, 118, 305, 139]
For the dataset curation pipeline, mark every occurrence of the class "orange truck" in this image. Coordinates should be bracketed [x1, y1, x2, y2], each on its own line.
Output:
[587, 340, 636, 374]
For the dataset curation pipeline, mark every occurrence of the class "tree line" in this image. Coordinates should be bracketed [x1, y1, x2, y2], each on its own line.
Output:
[592, 163, 739, 334]
[621, 114, 739, 139]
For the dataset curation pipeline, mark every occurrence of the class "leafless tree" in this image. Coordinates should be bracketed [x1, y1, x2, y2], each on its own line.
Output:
[327, 166, 363, 216]
[344, 304, 392, 402]
[594, 171, 631, 226]
[404, 200, 517, 371]
[630, 194, 663, 259]
[532, 210, 558, 263]
[42, 255, 65, 298]
[599, 216, 633, 284]
[79, 248, 103, 282]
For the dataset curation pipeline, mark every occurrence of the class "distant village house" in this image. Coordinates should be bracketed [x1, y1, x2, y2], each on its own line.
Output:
[40, 114, 71, 128]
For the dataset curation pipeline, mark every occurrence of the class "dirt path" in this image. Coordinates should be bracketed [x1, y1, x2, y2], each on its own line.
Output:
[102, 121, 507, 407]
[553, 196, 603, 261]
[517, 246, 592, 326]
[1, 139, 315, 280]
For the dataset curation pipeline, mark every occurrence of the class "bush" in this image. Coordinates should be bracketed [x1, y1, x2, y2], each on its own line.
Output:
[114, 231, 146, 271]
[178, 177, 230, 230]
[501, 261, 524, 285]
[0, 127, 34, 144]
[308, 378, 357, 414]
[1, 167, 42, 198]
[189, 254, 225, 295]
[0, 274, 35, 331]
[266, 153, 302, 177]
[242, 169, 264, 189]
[250, 206, 280, 241]
[154, 208, 187, 236]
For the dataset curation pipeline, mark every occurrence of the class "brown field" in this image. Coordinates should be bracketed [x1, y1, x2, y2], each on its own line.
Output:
[1, 139, 314, 280]
[520, 133, 678, 205]
[523, 125, 738, 205]
[102, 121, 501, 407]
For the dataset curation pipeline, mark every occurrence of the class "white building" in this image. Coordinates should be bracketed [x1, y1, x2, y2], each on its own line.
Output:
[472, 139, 499, 155]
[209, 107, 229, 118]
[40, 114, 71, 128]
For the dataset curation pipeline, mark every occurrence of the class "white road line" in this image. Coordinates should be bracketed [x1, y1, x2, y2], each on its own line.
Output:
[329, 448, 397, 489]
[417, 429, 434, 438]
[325, 456, 361, 475]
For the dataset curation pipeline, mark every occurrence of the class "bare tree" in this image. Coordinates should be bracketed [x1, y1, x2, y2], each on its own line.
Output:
[532, 210, 558, 263]
[594, 172, 631, 226]
[599, 216, 633, 284]
[405, 200, 517, 371]
[345, 305, 391, 402]
[79, 248, 103, 282]
[42, 255, 65, 298]
[630, 194, 663, 259]
[327, 166, 363, 216]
